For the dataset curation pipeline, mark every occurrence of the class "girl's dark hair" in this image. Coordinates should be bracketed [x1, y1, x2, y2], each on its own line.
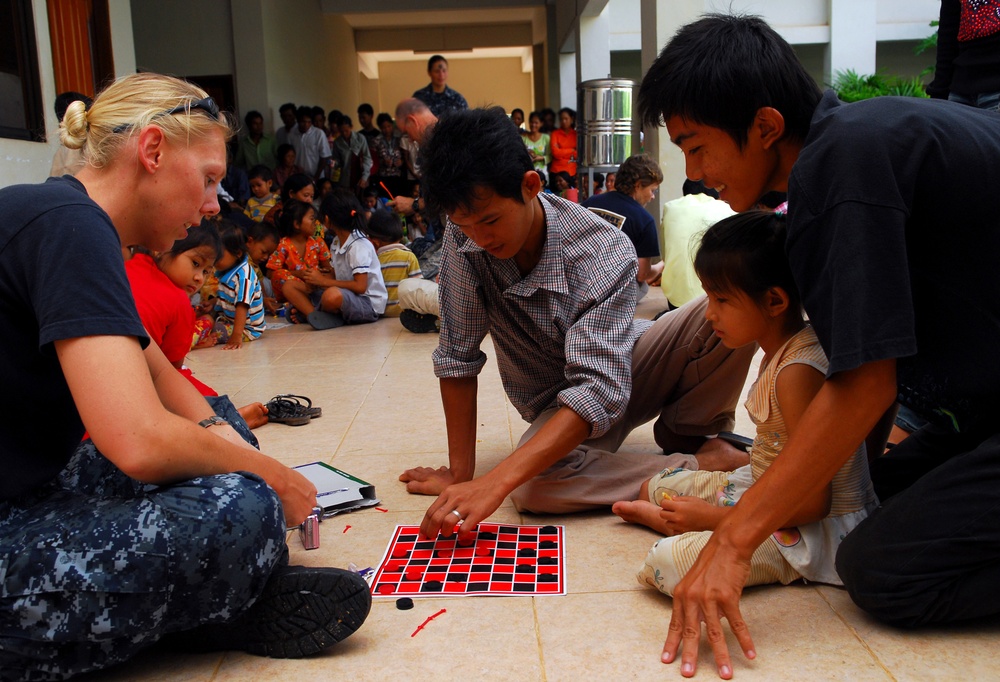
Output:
[278, 199, 316, 238]
[148, 220, 221, 261]
[280, 173, 314, 204]
[277, 143, 295, 164]
[637, 13, 821, 148]
[366, 210, 403, 243]
[376, 112, 393, 127]
[558, 107, 576, 126]
[552, 170, 575, 189]
[319, 188, 367, 235]
[694, 210, 800, 314]
[218, 220, 247, 260]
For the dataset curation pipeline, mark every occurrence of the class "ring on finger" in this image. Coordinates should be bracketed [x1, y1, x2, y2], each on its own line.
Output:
[448, 509, 461, 518]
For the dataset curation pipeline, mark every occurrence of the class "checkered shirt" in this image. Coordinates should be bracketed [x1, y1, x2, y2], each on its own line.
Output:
[432, 192, 652, 439]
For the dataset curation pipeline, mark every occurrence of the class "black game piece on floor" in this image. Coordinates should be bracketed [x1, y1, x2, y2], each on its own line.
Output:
[396, 597, 414, 610]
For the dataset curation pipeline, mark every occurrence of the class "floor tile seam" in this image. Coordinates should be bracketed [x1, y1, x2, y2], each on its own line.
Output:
[331, 340, 396, 457]
[532, 597, 549, 682]
[208, 652, 226, 680]
[814, 586, 897, 681]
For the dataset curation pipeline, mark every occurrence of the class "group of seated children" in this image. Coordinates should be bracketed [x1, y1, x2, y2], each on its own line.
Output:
[262, 184, 421, 330]
[237, 165, 427, 330]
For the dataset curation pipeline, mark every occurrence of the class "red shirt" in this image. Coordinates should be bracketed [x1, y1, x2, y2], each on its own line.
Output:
[125, 253, 196, 366]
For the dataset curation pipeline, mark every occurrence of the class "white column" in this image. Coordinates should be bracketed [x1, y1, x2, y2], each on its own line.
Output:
[231, 0, 270, 128]
[825, 0, 877, 85]
[640, 0, 704, 207]
[559, 52, 577, 111]
[575, 5, 611, 83]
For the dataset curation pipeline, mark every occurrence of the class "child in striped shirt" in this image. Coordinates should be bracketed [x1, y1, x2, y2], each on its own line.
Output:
[213, 222, 266, 349]
[613, 211, 878, 595]
[366, 210, 421, 316]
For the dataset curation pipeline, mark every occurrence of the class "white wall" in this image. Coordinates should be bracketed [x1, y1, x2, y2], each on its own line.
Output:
[0, 0, 136, 187]
[0, 0, 55, 187]
[131, 0, 234, 76]
[259, 0, 359, 127]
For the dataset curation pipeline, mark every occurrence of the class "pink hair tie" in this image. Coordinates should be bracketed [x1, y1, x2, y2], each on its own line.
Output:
[350, 209, 356, 216]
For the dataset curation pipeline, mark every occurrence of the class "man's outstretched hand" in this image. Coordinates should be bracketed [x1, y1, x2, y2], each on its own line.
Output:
[662, 537, 755, 679]
[399, 465, 455, 496]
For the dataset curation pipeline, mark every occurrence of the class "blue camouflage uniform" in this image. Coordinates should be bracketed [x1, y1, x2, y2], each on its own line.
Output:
[0, 397, 287, 681]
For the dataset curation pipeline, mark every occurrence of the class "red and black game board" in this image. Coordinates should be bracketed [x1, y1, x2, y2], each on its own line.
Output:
[371, 523, 566, 597]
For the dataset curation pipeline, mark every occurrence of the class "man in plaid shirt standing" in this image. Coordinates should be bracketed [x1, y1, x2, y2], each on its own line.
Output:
[400, 107, 755, 538]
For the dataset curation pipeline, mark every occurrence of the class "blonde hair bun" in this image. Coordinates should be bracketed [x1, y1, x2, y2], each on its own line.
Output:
[60, 100, 89, 150]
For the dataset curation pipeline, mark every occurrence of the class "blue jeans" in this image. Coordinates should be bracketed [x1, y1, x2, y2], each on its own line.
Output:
[0, 399, 286, 680]
[948, 90, 1000, 112]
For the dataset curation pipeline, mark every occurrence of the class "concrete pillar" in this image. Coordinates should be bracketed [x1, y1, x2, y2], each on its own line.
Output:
[825, 0, 877, 85]
[231, 0, 270, 128]
[559, 52, 576, 111]
[575, 5, 611, 83]
[639, 0, 703, 211]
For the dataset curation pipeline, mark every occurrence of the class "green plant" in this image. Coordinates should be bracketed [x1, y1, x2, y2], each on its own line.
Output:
[915, 20, 939, 79]
[830, 69, 929, 102]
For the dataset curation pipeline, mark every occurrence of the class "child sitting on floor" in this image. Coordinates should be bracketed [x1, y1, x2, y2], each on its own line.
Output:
[245, 221, 279, 315]
[262, 173, 322, 240]
[265, 199, 332, 323]
[366, 210, 421, 317]
[282, 189, 388, 330]
[244, 165, 278, 222]
[213, 221, 267, 349]
[125, 223, 267, 427]
[612, 210, 877, 596]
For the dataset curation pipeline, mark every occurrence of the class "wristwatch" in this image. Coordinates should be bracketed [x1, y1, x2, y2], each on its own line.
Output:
[198, 415, 229, 429]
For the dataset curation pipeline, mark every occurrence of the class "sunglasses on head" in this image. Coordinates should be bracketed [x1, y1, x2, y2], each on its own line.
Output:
[113, 97, 221, 133]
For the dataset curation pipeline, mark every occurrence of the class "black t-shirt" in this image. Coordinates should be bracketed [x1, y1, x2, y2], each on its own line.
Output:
[787, 90, 1000, 431]
[581, 190, 660, 258]
[0, 176, 148, 499]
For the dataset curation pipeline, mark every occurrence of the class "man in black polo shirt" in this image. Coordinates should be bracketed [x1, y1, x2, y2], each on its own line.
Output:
[637, 13, 1000, 679]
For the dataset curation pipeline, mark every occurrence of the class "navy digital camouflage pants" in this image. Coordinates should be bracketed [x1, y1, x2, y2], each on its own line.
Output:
[0, 397, 287, 680]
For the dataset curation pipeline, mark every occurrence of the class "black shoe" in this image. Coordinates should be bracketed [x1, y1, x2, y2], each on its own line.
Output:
[399, 309, 439, 334]
[179, 566, 371, 658]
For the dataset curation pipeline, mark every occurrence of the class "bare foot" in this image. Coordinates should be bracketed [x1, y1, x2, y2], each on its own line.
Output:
[238, 402, 269, 429]
[612, 499, 674, 536]
[694, 437, 750, 472]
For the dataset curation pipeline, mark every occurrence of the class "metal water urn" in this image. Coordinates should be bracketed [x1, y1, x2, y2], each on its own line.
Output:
[578, 78, 634, 167]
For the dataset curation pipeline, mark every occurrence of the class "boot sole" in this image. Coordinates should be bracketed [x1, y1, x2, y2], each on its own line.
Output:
[222, 568, 372, 658]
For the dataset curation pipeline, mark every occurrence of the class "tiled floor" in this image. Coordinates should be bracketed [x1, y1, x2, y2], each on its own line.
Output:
[87, 287, 999, 681]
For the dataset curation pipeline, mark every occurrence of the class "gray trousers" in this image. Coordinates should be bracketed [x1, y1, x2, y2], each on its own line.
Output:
[510, 296, 756, 513]
[0, 398, 287, 681]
